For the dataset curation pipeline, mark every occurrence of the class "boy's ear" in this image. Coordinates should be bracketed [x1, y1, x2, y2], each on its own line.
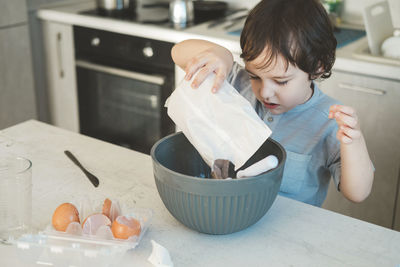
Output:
[311, 63, 325, 80]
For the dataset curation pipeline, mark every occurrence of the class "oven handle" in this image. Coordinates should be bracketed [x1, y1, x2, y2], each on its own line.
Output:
[75, 60, 166, 85]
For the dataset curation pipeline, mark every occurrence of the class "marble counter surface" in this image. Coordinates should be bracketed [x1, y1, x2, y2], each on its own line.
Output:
[0, 120, 399, 267]
[36, 1, 400, 80]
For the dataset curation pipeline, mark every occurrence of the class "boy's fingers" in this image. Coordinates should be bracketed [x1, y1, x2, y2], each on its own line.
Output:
[336, 130, 353, 144]
[191, 66, 213, 88]
[329, 105, 340, 118]
[329, 105, 356, 115]
[329, 105, 339, 113]
[334, 112, 358, 128]
[341, 135, 353, 144]
[211, 71, 226, 93]
[184, 56, 208, 80]
[184, 58, 197, 78]
[340, 126, 361, 139]
[336, 105, 356, 116]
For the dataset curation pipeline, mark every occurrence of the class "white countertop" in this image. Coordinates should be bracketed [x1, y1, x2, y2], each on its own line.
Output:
[37, 1, 241, 53]
[36, 1, 400, 81]
[0, 120, 399, 267]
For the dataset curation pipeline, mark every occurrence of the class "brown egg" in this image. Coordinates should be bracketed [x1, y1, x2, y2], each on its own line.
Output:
[111, 215, 141, 239]
[52, 203, 80, 232]
[82, 213, 111, 235]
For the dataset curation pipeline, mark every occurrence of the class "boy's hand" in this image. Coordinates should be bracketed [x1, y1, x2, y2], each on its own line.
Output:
[329, 105, 362, 144]
[184, 46, 233, 93]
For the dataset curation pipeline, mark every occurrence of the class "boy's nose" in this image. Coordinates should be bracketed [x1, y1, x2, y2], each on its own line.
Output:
[260, 81, 275, 99]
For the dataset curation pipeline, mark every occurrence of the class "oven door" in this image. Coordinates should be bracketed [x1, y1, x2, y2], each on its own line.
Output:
[76, 59, 172, 154]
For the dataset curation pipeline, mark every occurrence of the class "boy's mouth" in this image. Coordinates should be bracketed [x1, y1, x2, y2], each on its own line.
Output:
[263, 101, 279, 109]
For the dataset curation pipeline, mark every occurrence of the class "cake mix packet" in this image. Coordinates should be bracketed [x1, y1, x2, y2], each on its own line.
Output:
[165, 72, 272, 171]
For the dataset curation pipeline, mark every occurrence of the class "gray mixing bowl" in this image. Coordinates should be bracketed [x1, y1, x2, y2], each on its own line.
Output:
[151, 132, 286, 234]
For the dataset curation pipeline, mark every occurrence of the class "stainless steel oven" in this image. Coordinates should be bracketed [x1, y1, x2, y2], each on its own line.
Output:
[74, 26, 175, 154]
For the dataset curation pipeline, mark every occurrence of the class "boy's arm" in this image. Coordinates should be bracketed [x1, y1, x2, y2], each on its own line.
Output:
[340, 135, 374, 202]
[171, 39, 218, 69]
[171, 39, 234, 92]
[329, 105, 374, 202]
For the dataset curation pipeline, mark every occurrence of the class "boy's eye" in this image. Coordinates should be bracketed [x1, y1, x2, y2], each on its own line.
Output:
[249, 75, 260, 80]
[276, 80, 288, 85]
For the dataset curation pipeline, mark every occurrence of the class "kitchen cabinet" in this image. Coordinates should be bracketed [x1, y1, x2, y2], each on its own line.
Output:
[0, 2, 37, 130]
[42, 21, 79, 132]
[28, 0, 90, 123]
[317, 70, 400, 230]
[0, 0, 27, 27]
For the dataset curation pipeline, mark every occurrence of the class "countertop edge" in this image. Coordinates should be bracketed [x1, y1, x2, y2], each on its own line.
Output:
[36, 6, 400, 81]
[36, 8, 242, 54]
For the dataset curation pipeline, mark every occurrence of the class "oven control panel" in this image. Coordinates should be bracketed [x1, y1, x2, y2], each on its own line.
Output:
[74, 26, 174, 71]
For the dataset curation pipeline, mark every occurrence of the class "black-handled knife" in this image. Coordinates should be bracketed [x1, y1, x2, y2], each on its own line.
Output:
[64, 150, 100, 187]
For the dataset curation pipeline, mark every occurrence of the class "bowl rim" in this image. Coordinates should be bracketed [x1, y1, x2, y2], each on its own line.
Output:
[150, 132, 286, 183]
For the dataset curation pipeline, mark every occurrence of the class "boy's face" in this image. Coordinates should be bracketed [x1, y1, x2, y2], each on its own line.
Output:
[245, 51, 313, 115]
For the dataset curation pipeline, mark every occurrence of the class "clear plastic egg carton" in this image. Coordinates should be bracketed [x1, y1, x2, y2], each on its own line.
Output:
[13, 197, 153, 267]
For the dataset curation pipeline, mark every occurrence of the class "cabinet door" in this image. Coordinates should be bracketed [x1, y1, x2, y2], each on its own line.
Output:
[0, 25, 37, 129]
[0, 0, 27, 27]
[318, 71, 400, 229]
[42, 21, 79, 132]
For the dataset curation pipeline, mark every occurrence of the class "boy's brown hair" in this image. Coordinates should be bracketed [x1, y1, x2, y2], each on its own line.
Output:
[240, 0, 336, 80]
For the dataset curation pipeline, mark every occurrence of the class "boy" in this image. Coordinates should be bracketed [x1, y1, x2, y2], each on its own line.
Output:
[171, 0, 374, 206]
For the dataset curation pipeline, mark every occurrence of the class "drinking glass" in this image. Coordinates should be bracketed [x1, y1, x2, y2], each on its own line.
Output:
[0, 155, 32, 241]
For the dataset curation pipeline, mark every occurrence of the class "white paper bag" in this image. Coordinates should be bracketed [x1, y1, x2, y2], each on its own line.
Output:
[165, 73, 272, 171]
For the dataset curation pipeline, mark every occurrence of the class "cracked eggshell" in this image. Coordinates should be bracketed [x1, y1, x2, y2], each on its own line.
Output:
[111, 215, 141, 240]
[102, 198, 121, 222]
[52, 203, 80, 232]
